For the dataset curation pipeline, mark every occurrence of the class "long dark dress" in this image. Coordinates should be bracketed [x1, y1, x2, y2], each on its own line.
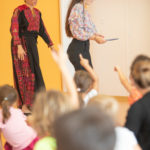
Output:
[10, 4, 53, 107]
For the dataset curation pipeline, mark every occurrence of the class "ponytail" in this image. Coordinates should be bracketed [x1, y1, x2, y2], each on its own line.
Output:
[2, 100, 11, 124]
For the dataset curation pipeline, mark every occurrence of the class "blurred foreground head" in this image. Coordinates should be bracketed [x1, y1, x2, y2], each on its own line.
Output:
[54, 106, 116, 150]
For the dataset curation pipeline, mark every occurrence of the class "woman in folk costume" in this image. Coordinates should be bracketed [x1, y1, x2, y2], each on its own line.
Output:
[10, 0, 55, 113]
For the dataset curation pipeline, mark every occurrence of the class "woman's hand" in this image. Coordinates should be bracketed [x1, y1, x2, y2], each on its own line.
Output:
[90, 34, 106, 44]
[95, 35, 106, 44]
[50, 45, 56, 51]
[17, 45, 26, 61]
[51, 45, 67, 66]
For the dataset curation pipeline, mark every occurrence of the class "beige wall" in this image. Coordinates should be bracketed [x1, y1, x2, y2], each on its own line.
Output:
[89, 0, 150, 96]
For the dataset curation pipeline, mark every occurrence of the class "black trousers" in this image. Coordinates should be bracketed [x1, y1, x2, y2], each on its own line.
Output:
[67, 39, 93, 71]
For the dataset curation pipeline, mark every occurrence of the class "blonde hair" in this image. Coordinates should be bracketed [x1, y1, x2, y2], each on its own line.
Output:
[131, 55, 150, 89]
[32, 90, 72, 137]
[88, 95, 119, 118]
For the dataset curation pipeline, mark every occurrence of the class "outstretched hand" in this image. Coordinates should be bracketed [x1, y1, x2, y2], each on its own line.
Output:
[114, 66, 120, 72]
[79, 54, 89, 67]
[50, 45, 57, 51]
[95, 35, 106, 44]
[51, 45, 67, 66]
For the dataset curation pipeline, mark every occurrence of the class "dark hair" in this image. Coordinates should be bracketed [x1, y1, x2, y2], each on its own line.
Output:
[54, 106, 116, 150]
[74, 70, 93, 93]
[0, 85, 17, 123]
[65, 0, 83, 37]
[74, 70, 93, 108]
[130, 55, 150, 89]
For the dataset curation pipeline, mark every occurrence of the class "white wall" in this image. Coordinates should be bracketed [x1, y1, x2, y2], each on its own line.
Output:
[60, 0, 74, 75]
[60, 0, 150, 96]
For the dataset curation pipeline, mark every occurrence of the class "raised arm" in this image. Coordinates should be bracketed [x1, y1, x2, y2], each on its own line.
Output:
[79, 54, 99, 92]
[114, 66, 133, 94]
[51, 46, 79, 108]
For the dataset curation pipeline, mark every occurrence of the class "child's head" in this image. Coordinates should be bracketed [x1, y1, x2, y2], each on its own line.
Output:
[130, 55, 150, 89]
[74, 70, 94, 108]
[74, 70, 93, 93]
[88, 95, 119, 120]
[54, 105, 116, 150]
[0, 85, 18, 123]
[32, 90, 72, 137]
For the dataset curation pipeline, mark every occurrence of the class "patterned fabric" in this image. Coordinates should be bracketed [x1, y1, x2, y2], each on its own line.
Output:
[12, 38, 35, 106]
[69, 3, 97, 41]
[11, 8, 21, 46]
[10, 4, 53, 106]
[11, 4, 53, 46]
[24, 8, 40, 32]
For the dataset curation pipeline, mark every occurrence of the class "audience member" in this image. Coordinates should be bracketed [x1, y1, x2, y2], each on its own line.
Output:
[125, 55, 150, 150]
[54, 106, 116, 150]
[32, 45, 79, 150]
[114, 66, 142, 105]
[74, 54, 99, 107]
[0, 85, 37, 150]
[88, 95, 141, 150]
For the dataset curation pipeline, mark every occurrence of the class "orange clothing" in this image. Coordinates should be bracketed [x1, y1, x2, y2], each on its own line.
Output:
[128, 88, 142, 105]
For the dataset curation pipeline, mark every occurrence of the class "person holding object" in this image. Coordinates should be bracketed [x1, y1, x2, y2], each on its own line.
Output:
[66, 0, 106, 71]
[10, 0, 55, 113]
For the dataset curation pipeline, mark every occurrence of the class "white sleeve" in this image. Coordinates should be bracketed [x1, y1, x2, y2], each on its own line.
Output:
[115, 127, 138, 150]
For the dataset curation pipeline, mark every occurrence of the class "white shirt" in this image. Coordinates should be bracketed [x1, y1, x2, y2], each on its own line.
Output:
[115, 127, 138, 150]
[84, 89, 98, 105]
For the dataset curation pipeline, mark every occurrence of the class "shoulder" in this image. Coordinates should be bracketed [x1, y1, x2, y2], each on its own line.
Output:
[129, 99, 143, 111]
[115, 126, 136, 137]
[115, 127, 137, 148]
[13, 4, 28, 15]
[15, 4, 28, 12]
[126, 100, 146, 121]
[34, 7, 41, 13]
[72, 3, 83, 12]
[34, 8, 41, 17]
[10, 108, 26, 120]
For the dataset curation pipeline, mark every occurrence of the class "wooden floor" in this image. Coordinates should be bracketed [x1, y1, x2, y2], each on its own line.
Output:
[113, 96, 130, 126]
